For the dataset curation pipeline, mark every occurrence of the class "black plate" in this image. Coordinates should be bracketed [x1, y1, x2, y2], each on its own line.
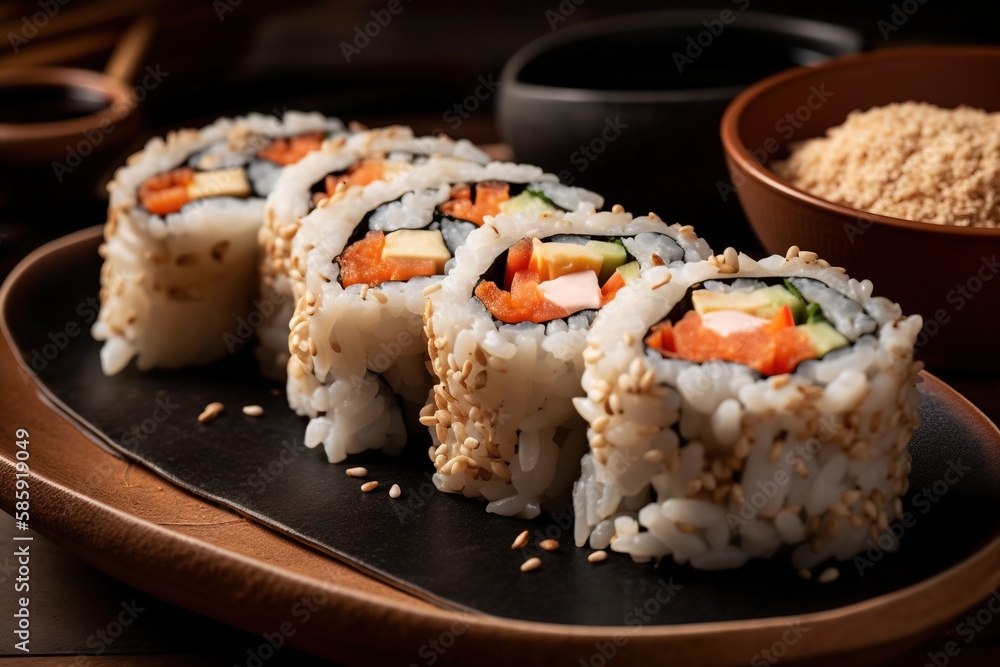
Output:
[5, 228, 1000, 626]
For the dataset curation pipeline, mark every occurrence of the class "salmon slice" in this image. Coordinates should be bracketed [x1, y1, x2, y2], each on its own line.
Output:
[439, 181, 511, 225]
[338, 230, 438, 288]
[258, 132, 325, 166]
[139, 167, 194, 215]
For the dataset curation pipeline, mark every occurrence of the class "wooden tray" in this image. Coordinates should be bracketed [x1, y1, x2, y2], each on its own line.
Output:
[2, 227, 1000, 666]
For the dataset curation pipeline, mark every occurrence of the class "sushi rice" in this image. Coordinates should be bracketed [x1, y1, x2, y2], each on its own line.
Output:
[422, 206, 712, 518]
[93, 111, 343, 375]
[572, 247, 923, 570]
[257, 126, 489, 379]
[288, 157, 602, 464]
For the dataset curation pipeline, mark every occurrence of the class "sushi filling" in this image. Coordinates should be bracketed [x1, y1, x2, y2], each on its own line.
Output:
[337, 183, 563, 288]
[309, 155, 418, 208]
[644, 279, 851, 376]
[474, 235, 639, 324]
[137, 131, 332, 216]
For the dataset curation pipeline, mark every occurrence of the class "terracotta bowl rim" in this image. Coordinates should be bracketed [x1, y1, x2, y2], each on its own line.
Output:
[721, 44, 1000, 238]
[0, 66, 136, 143]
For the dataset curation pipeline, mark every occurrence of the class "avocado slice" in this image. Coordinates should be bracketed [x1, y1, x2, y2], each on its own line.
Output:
[618, 261, 641, 283]
[692, 285, 806, 322]
[799, 321, 849, 358]
[585, 240, 628, 283]
[498, 191, 558, 215]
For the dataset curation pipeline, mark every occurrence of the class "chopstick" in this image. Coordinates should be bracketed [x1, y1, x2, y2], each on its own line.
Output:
[0, 0, 142, 54]
[104, 16, 154, 83]
[0, 30, 119, 70]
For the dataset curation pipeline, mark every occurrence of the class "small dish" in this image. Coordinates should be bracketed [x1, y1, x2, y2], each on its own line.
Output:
[498, 10, 861, 229]
[720, 45, 1000, 372]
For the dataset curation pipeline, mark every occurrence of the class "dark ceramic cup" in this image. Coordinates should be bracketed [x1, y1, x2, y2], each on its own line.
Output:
[498, 10, 861, 239]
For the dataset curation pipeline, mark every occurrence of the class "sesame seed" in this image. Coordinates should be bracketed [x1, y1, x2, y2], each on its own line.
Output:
[588, 550, 608, 563]
[841, 489, 862, 505]
[676, 521, 696, 534]
[197, 402, 224, 423]
[639, 369, 656, 391]
[360, 481, 379, 493]
[491, 460, 512, 481]
[818, 567, 840, 584]
[539, 539, 559, 551]
[512, 530, 529, 549]
[611, 204, 625, 214]
[863, 500, 878, 519]
[345, 467, 368, 478]
[799, 251, 819, 264]
[831, 503, 850, 517]
[520, 557, 542, 572]
[242, 405, 264, 417]
[798, 568, 812, 581]
[389, 484, 401, 499]
[642, 449, 664, 463]
[651, 273, 671, 290]
[723, 247, 739, 270]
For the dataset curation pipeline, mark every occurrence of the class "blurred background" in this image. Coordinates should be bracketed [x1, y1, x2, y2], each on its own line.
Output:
[1, 0, 998, 262]
[2, 0, 1000, 664]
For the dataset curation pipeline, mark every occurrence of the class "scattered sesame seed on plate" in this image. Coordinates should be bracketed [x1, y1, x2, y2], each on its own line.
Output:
[242, 405, 264, 417]
[511, 530, 529, 550]
[818, 567, 840, 584]
[389, 484, 401, 499]
[539, 539, 559, 551]
[588, 550, 607, 563]
[360, 481, 379, 493]
[197, 402, 224, 423]
[520, 557, 542, 573]
[345, 467, 368, 478]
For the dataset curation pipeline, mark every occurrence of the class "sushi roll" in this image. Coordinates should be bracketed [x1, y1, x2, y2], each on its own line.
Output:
[288, 158, 602, 464]
[572, 247, 923, 570]
[257, 126, 489, 379]
[93, 111, 344, 375]
[422, 206, 712, 519]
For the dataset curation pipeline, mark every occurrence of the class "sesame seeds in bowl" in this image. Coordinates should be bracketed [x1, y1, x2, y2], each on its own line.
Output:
[721, 45, 1000, 371]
